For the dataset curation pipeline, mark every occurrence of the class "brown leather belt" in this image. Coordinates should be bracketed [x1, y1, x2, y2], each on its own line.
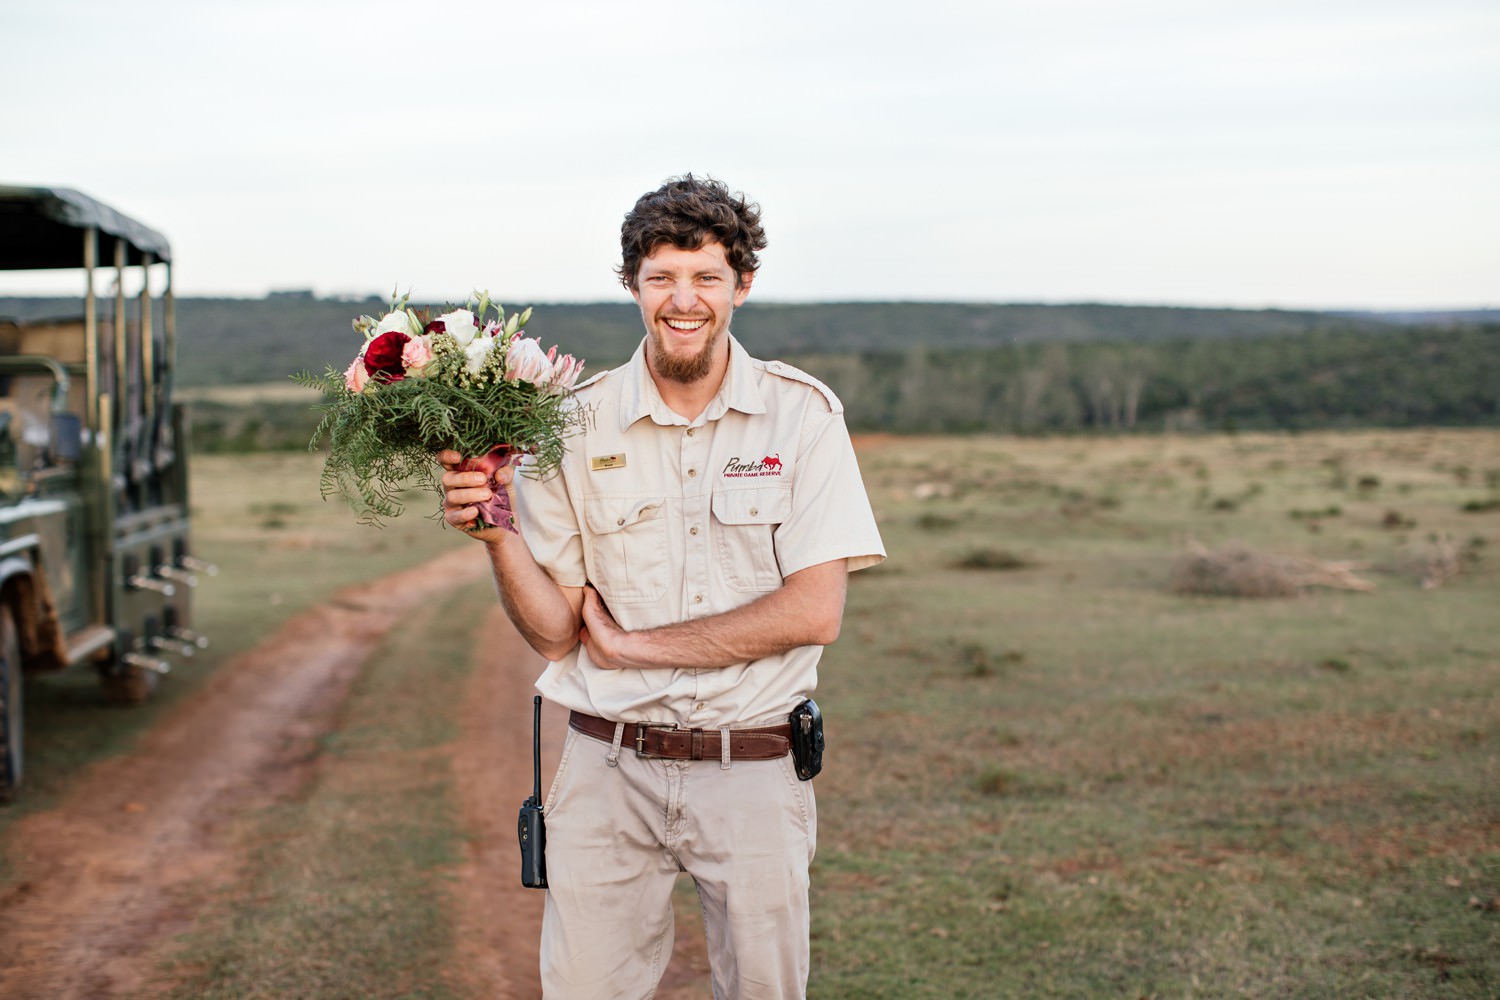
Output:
[568, 711, 791, 762]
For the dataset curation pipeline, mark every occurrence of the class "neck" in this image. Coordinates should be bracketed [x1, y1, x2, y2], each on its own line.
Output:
[648, 342, 730, 422]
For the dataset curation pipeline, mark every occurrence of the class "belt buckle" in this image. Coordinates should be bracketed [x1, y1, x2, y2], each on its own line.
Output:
[633, 722, 675, 758]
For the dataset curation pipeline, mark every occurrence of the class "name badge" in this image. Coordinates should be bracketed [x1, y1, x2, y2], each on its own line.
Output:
[591, 453, 627, 471]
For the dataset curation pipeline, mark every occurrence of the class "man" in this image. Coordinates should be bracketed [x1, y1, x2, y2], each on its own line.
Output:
[440, 174, 885, 999]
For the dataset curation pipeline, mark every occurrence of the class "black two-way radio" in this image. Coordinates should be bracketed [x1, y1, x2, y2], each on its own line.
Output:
[518, 695, 548, 889]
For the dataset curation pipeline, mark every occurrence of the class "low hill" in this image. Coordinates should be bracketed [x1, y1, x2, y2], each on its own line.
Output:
[0, 295, 1432, 388]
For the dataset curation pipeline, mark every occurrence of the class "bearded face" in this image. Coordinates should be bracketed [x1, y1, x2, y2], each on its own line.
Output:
[631, 241, 753, 386]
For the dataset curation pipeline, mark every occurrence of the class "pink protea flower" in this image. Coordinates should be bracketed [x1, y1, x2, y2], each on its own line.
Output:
[504, 337, 551, 384]
[551, 354, 584, 390]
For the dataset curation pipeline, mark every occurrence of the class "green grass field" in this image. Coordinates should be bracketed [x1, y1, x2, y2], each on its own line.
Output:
[5, 430, 1497, 998]
[816, 430, 1498, 997]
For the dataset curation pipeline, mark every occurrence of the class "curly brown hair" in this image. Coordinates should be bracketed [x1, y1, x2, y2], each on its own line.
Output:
[616, 174, 768, 290]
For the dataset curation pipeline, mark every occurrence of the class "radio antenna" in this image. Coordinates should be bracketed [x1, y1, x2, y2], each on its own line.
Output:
[531, 695, 543, 800]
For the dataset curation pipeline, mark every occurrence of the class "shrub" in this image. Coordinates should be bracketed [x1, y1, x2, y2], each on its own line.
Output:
[954, 548, 1033, 571]
[1170, 542, 1374, 598]
[974, 766, 1016, 796]
[916, 512, 960, 531]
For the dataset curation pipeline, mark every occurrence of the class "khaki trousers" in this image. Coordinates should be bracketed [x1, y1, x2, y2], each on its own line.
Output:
[540, 727, 817, 999]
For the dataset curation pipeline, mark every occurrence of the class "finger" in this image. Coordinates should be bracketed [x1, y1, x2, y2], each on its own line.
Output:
[435, 449, 463, 469]
[441, 468, 493, 489]
[444, 504, 479, 528]
[443, 486, 494, 507]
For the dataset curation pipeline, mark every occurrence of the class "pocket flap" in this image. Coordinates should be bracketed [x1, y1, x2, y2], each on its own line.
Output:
[712, 486, 793, 526]
[585, 496, 664, 535]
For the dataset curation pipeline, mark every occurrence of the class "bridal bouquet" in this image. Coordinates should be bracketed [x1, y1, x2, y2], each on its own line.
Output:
[300, 291, 583, 530]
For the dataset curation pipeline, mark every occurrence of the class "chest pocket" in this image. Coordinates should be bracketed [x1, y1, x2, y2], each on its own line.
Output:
[585, 496, 668, 604]
[712, 486, 792, 593]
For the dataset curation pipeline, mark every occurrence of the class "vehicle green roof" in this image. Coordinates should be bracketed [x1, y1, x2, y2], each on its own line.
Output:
[0, 184, 172, 270]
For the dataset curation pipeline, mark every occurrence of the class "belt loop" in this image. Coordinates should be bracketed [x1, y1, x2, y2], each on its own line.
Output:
[690, 728, 704, 761]
[606, 722, 625, 768]
[719, 726, 732, 771]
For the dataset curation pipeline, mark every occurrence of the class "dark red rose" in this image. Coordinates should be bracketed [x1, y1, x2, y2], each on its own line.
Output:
[424, 319, 446, 336]
[363, 329, 410, 382]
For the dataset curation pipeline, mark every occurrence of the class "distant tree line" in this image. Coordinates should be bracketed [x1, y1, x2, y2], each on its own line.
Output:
[2, 295, 1494, 446]
[0, 296, 1430, 387]
[789, 324, 1500, 434]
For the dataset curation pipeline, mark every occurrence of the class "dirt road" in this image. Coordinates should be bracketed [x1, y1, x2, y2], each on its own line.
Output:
[0, 547, 708, 999]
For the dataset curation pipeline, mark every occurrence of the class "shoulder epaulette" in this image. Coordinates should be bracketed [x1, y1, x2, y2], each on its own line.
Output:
[572, 368, 612, 392]
[760, 359, 843, 414]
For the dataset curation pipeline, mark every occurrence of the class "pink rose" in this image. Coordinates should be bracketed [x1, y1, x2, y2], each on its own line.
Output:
[344, 354, 370, 392]
[402, 336, 433, 372]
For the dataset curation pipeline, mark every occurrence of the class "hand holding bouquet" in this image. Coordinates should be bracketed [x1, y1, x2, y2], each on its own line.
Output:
[300, 291, 583, 531]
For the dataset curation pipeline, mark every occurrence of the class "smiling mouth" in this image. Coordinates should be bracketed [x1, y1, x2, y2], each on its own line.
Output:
[663, 317, 708, 332]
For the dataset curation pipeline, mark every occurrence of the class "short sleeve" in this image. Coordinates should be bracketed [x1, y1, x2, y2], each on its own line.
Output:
[514, 461, 588, 588]
[773, 412, 885, 577]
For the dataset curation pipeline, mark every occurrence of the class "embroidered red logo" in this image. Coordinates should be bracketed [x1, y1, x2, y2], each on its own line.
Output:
[722, 453, 783, 478]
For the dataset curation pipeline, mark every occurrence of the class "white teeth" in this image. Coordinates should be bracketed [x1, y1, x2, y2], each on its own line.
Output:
[665, 318, 706, 331]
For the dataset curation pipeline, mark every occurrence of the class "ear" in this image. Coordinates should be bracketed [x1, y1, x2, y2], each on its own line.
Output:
[733, 271, 755, 306]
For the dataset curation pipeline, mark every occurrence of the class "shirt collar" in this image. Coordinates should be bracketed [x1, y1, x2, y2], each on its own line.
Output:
[618, 333, 767, 432]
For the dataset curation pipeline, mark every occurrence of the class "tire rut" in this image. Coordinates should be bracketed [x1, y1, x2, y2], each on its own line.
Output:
[0, 546, 489, 1000]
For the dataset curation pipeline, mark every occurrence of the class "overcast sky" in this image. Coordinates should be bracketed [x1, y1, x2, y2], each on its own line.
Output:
[2, 0, 1496, 309]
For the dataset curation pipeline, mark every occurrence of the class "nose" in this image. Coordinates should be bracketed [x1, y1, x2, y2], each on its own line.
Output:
[670, 281, 698, 313]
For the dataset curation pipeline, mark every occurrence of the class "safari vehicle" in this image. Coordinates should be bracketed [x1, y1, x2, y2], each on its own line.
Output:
[0, 185, 212, 801]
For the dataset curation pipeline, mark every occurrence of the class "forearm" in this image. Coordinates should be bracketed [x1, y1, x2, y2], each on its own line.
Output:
[440, 449, 582, 661]
[485, 532, 582, 661]
[583, 559, 848, 671]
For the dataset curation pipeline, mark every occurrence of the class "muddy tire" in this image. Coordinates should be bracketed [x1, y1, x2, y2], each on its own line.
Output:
[0, 604, 23, 801]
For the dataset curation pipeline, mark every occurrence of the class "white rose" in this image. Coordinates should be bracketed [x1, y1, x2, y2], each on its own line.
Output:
[437, 308, 481, 347]
[464, 335, 495, 373]
[373, 311, 410, 337]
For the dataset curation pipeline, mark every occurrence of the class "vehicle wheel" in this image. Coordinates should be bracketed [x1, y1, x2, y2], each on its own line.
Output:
[0, 605, 23, 801]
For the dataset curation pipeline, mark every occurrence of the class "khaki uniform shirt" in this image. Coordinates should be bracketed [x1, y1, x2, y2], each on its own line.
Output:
[516, 334, 886, 728]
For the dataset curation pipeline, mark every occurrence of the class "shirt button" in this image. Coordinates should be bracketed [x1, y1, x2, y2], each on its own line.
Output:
[749, 506, 759, 516]
[690, 525, 699, 536]
[617, 518, 625, 526]
[694, 701, 706, 711]
[686, 428, 695, 437]
[688, 468, 697, 477]
[693, 594, 703, 604]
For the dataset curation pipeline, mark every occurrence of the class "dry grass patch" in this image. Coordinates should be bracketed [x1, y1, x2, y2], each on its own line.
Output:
[1170, 541, 1375, 597]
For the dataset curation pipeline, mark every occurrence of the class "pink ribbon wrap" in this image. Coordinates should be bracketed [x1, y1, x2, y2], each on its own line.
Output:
[459, 445, 519, 533]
